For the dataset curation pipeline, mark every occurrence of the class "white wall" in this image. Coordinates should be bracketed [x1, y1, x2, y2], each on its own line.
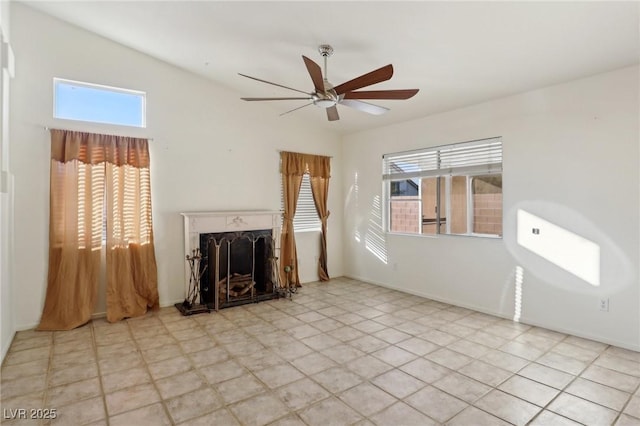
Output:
[0, 0, 15, 363]
[9, 3, 343, 330]
[343, 66, 640, 350]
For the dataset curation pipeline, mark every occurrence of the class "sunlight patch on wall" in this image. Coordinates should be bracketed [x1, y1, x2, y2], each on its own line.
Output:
[513, 266, 523, 322]
[365, 195, 388, 264]
[517, 209, 600, 286]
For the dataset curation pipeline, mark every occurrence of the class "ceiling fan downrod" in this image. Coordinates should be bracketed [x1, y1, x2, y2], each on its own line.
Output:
[318, 44, 333, 83]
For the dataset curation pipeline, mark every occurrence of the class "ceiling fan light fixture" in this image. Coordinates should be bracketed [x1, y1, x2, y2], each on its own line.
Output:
[313, 98, 337, 109]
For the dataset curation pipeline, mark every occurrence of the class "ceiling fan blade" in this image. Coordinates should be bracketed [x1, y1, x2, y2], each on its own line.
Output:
[343, 89, 419, 100]
[238, 73, 310, 96]
[326, 106, 339, 121]
[333, 64, 394, 95]
[340, 99, 389, 115]
[241, 97, 313, 101]
[279, 103, 313, 116]
[302, 55, 325, 93]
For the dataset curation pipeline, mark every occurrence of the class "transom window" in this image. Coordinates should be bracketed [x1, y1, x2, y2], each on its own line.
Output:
[53, 78, 146, 128]
[383, 137, 503, 238]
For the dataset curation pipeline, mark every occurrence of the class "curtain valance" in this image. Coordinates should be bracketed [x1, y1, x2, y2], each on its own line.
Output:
[50, 129, 150, 168]
[280, 151, 331, 178]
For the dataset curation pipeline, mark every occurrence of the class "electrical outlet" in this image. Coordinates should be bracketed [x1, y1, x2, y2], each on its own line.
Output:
[599, 298, 609, 312]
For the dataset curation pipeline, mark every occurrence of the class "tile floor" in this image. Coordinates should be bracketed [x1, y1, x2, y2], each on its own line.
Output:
[1, 277, 639, 425]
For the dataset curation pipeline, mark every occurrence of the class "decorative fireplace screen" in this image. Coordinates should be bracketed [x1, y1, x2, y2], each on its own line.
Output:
[199, 229, 278, 310]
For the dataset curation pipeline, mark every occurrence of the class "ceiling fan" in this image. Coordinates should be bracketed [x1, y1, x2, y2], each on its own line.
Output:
[239, 45, 419, 122]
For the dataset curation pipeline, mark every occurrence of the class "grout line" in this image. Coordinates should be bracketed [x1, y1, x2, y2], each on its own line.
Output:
[89, 321, 110, 426]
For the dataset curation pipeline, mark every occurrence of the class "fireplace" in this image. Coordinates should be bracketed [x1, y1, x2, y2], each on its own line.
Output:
[181, 211, 282, 310]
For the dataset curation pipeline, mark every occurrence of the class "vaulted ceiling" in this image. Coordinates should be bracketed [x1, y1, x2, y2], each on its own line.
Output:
[24, 1, 640, 134]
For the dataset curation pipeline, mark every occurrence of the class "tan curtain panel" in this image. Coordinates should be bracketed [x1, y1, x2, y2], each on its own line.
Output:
[310, 175, 330, 281]
[38, 130, 158, 330]
[279, 151, 331, 286]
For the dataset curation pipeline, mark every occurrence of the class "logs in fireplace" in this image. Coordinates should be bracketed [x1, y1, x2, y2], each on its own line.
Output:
[199, 229, 278, 310]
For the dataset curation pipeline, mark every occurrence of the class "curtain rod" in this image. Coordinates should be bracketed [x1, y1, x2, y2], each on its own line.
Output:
[43, 126, 154, 141]
[277, 149, 333, 158]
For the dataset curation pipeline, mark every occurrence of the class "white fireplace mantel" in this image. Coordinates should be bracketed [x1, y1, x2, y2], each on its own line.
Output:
[180, 210, 282, 301]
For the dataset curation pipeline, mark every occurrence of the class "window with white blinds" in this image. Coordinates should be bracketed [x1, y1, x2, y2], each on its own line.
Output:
[383, 137, 502, 180]
[383, 137, 503, 238]
[282, 173, 321, 232]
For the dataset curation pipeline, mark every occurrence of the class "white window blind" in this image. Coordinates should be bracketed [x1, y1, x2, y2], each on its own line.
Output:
[383, 137, 502, 180]
[281, 173, 321, 232]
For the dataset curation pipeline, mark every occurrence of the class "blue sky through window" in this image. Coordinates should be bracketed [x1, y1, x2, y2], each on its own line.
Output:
[54, 79, 145, 127]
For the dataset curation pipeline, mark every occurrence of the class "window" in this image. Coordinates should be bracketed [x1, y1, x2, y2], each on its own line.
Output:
[281, 173, 321, 232]
[383, 137, 503, 237]
[53, 78, 146, 127]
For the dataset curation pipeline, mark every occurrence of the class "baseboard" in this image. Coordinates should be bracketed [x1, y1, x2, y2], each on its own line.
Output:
[343, 274, 640, 352]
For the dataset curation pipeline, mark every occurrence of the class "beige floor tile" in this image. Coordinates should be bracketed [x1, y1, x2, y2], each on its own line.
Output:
[606, 347, 640, 363]
[311, 366, 363, 393]
[301, 333, 341, 351]
[405, 385, 468, 423]
[105, 383, 160, 416]
[552, 342, 600, 363]
[348, 335, 389, 353]
[166, 387, 223, 424]
[475, 389, 541, 425]
[321, 344, 366, 364]
[178, 337, 216, 354]
[425, 347, 473, 370]
[580, 364, 640, 393]
[199, 359, 246, 385]
[51, 349, 96, 371]
[481, 349, 530, 373]
[215, 374, 266, 404]
[48, 362, 98, 388]
[595, 354, 640, 378]
[188, 346, 230, 367]
[447, 339, 492, 358]
[395, 336, 438, 356]
[369, 402, 437, 426]
[156, 370, 207, 399]
[148, 355, 193, 381]
[298, 397, 363, 426]
[518, 362, 575, 389]
[47, 377, 101, 407]
[344, 355, 393, 379]
[98, 352, 143, 375]
[563, 335, 608, 352]
[446, 406, 511, 426]
[351, 319, 387, 334]
[433, 371, 492, 403]
[1, 374, 47, 400]
[271, 341, 314, 361]
[499, 341, 544, 360]
[457, 360, 512, 387]
[287, 324, 322, 339]
[253, 364, 305, 389]
[100, 366, 150, 394]
[372, 328, 411, 344]
[537, 352, 589, 375]
[9, 335, 51, 352]
[289, 352, 337, 376]
[327, 326, 365, 342]
[615, 413, 640, 426]
[498, 374, 559, 407]
[109, 403, 171, 426]
[228, 392, 291, 426]
[177, 408, 240, 426]
[372, 345, 418, 367]
[276, 377, 331, 411]
[1, 358, 48, 381]
[466, 330, 509, 349]
[529, 410, 583, 425]
[400, 358, 450, 383]
[548, 393, 618, 426]
[372, 369, 426, 399]
[624, 395, 640, 418]
[565, 377, 631, 410]
[49, 396, 105, 425]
